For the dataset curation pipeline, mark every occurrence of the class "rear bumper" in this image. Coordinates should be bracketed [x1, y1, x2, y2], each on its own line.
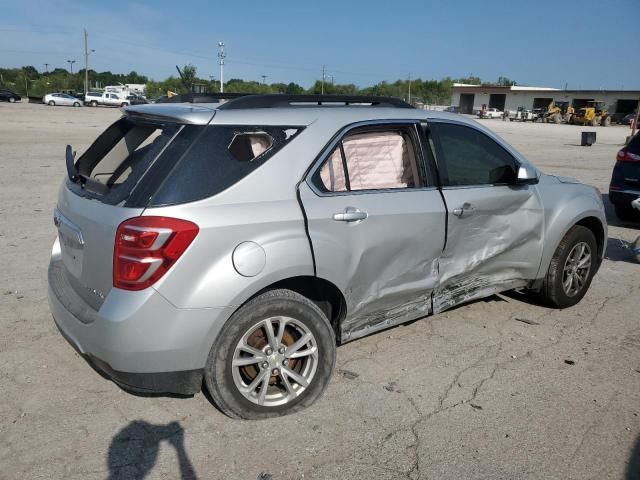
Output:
[48, 254, 233, 395]
[609, 189, 640, 206]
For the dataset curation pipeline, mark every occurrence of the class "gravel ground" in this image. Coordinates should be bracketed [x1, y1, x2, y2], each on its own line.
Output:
[0, 102, 639, 480]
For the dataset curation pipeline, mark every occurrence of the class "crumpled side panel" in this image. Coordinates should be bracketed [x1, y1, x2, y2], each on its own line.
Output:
[341, 257, 438, 342]
[433, 186, 544, 314]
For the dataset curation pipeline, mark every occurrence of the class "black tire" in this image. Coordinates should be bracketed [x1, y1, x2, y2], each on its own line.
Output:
[9, 97, 16, 103]
[540, 225, 597, 308]
[120, 102, 127, 107]
[614, 204, 639, 222]
[204, 289, 336, 419]
[73, 102, 80, 107]
[48, 100, 55, 106]
[90, 101, 98, 107]
[602, 116, 611, 127]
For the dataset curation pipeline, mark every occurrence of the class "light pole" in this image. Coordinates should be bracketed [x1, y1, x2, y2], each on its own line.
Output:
[44, 63, 49, 73]
[67, 60, 76, 74]
[84, 28, 95, 94]
[261, 75, 267, 85]
[217, 41, 226, 93]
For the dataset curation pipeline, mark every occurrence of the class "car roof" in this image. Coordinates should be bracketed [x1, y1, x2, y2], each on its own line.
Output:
[124, 101, 472, 129]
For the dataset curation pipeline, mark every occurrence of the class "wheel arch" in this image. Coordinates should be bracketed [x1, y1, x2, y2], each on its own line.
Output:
[536, 208, 607, 283]
[244, 275, 347, 342]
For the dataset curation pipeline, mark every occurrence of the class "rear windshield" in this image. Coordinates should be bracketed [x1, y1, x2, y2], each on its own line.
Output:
[69, 117, 302, 207]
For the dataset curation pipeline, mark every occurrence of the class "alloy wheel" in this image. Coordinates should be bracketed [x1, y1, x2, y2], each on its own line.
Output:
[231, 316, 318, 407]
[562, 241, 592, 297]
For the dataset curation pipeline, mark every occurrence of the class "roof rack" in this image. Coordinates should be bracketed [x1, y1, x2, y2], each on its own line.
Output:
[156, 92, 251, 104]
[217, 94, 413, 110]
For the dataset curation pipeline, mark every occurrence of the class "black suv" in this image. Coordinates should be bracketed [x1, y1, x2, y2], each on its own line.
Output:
[0, 89, 21, 103]
[609, 132, 640, 221]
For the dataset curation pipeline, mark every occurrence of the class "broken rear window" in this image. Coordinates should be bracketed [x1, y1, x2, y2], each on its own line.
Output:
[145, 125, 302, 207]
[69, 119, 302, 207]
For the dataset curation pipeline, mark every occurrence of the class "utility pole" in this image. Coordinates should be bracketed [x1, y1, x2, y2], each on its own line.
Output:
[218, 42, 226, 93]
[44, 63, 49, 73]
[83, 29, 95, 94]
[321, 65, 326, 95]
[67, 59, 76, 74]
[408, 73, 412, 105]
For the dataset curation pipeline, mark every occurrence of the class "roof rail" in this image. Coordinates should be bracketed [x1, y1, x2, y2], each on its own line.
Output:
[217, 94, 413, 110]
[156, 92, 251, 104]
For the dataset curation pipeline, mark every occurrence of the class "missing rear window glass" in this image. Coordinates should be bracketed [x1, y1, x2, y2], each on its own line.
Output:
[228, 132, 273, 162]
[74, 118, 180, 200]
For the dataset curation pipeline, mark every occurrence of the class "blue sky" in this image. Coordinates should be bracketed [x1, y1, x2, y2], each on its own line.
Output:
[1, 0, 639, 89]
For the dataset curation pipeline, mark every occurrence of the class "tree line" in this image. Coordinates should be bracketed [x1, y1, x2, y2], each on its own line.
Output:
[0, 64, 515, 105]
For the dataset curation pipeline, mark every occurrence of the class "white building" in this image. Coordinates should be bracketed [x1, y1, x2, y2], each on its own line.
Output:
[451, 83, 640, 115]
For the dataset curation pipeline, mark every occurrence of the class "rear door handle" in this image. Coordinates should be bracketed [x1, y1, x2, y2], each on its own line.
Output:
[333, 207, 368, 222]
[452, 202, 474, 217]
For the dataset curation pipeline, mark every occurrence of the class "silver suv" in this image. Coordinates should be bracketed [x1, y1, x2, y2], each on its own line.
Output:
[48, 94, 607, 419]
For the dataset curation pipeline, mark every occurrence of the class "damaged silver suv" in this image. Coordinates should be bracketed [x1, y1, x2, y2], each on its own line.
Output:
[48, 94, 607, 419]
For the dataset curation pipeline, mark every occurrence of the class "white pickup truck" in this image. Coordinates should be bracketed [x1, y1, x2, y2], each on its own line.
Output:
[84, 92, 130, 107]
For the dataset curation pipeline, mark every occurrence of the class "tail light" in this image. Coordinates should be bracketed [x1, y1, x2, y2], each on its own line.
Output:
[617, 150, 640, 163]
[114, 216, 199, 290]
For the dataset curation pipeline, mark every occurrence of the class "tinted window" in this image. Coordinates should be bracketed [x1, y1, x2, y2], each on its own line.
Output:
[146, 125, 301, 206]
[316, 128, 424, 193]
[431, 123, 518, 186]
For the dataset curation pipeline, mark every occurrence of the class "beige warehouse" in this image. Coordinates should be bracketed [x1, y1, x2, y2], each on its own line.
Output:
[451, 83, 640, 115]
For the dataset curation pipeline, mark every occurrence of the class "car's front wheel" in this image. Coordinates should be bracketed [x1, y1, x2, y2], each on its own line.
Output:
[48, 100, 55, 106]
[73, 102, 80, 107]
[205, 289, 336, 419]
[540, 225, 597, 308]
[9, 97, 16, 103]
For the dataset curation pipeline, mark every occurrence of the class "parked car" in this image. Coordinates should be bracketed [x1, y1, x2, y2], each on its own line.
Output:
[84, 91, 130, 107]
[0, 89, 21, 103]
[478, 107, 502, 119]
[609, 131, 640, 221]
[126, 94, 148, 105]
[43, 93, 82, 107]
[510, 108, 537, 122]
[48, 94, 607, 419]
[622, 112, 638, 125]
[444, 106, 459, 113]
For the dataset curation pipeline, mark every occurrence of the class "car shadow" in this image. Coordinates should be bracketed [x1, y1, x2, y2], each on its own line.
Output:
[602, 193, 640, 230]
[627, 434, 640, 480]
[107, 420, 198, 479]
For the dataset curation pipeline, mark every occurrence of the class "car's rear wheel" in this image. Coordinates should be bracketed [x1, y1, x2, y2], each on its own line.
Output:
[9, 97, 16, 103]
[90, 101, 98, 107]
[540, 225, 597, 308]
[48, 100, 55, 106]
[204, 289, 336, 419]
[120, 102, 127, 107]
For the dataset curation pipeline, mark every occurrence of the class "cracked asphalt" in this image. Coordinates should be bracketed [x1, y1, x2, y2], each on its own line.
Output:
[1, 103, 639, 479]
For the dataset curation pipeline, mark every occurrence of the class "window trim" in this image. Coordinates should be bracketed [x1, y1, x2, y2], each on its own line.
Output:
[306, 120, 437, 197]
[428, 119, 522, 189]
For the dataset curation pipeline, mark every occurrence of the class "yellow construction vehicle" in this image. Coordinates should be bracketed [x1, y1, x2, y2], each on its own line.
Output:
[543, 101, 574, 124]
[572, 101, 611, 126]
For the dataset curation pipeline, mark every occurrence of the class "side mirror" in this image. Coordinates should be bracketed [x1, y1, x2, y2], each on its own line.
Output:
[516, 164, 538, 185]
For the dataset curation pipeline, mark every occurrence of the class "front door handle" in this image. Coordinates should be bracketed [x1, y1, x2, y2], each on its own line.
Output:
[452, 202, 474, 217]
[333, 207, 368, 222]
